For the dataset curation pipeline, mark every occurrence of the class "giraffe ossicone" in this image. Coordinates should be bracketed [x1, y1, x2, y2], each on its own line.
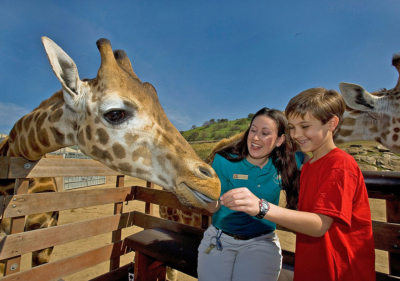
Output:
[0, 37, 221, 273]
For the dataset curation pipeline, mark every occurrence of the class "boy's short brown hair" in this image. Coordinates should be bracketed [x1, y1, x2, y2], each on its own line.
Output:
[285, 87, 346, 134]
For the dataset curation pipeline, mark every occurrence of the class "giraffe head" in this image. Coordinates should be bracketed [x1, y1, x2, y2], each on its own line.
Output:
[336, 53, 400, 152]
[33, 37, 220, 207]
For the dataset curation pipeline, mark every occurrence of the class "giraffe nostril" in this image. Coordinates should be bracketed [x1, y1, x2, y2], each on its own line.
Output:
[199, 167, 212, 178]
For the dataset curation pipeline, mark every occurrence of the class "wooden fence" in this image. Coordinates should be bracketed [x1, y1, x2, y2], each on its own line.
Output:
[0, 156, 399, 280]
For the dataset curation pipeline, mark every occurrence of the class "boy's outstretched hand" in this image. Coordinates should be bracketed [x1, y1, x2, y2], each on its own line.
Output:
[220, 188, 260, 216]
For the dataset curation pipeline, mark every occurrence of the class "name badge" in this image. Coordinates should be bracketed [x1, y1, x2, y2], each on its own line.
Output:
[233, 174, 248, 180]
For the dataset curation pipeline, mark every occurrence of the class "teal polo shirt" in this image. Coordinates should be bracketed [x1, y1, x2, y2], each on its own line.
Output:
[212, 152, 304, 236]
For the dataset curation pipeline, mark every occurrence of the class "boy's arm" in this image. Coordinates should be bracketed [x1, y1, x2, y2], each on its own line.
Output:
[220, 187, 333, 237]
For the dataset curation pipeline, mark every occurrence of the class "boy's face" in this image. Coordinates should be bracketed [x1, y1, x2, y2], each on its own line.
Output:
[287, 112, 336, 157]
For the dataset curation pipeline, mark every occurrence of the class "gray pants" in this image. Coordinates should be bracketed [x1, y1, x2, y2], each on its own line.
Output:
[198, 225, 282, 281]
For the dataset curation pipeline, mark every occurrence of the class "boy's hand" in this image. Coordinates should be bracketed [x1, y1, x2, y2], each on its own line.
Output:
[220, 188, 260, 216]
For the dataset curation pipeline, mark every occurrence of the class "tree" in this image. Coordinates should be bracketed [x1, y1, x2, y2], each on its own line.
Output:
[188, 132, 199, 141]
[191, 125, 197, 130]
[248, 113, 255, 119]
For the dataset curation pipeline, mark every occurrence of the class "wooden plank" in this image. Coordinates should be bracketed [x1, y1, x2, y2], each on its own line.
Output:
[89, 262, 134, 281]
[145, 181, 154, 215]
[0, 241, 126, 281]
[8, 157, 121, 178]
[386, 200, 400, 276]
[363, 171, 400, 195]
[3, 186, 135, 218]
[0, 156, 9, 179]
[110, 175, 125, 271]
[132, 211, 205, 238]
[135, 187, 212, 216]
[373, 221, 400, 253]
[0, 212, 136, 260]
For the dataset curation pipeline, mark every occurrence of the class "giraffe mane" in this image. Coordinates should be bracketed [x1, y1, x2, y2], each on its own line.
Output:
[33, 90, 64, 111]
[0, 136, 9, 156]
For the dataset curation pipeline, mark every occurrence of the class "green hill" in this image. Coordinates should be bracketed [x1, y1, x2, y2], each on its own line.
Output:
[181, 117, 250, 142]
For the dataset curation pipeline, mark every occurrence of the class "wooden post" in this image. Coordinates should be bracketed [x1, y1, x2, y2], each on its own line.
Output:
[134, 251, 166, 281]
[4, 178, 29, 275]
[145, 181, 154, 215]
[386, 199, 400, 276]
[110, 175, 125, 271]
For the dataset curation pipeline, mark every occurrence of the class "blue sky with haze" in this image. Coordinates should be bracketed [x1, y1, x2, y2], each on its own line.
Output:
[1, 1, 400, 134]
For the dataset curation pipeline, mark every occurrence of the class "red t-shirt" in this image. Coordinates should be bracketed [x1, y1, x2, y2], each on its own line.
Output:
[294, 148, 375, 281]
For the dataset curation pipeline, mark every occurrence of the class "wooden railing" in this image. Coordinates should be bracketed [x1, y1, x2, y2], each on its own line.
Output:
[0, 156, 399, 280]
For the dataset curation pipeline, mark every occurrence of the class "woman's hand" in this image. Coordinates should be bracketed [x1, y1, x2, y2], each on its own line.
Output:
[220, 187, 260, 216]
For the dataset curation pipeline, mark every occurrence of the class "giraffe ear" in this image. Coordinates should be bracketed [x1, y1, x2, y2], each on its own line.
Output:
[339, 82, 378, 111]
[42, 37, 84, 112]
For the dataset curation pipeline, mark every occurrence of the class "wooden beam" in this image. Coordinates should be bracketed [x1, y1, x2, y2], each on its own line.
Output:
[3, 186, 136, 218]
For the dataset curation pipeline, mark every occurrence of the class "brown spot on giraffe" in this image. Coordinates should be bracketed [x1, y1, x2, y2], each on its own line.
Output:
[23, 113, 34, 132]
[395, 128, 400, 133]
[112, 143, 126, 159]
[393, 134, 399, 142]
[118, 162, 132, 173]
[136, 167, 151, 178]
[85, 125, 92, 141]
[132, 146, 152, 166]
[124, 132, 139, 147]
[341, 117, 357, 127]
[96, 128, 109, 145]
[369, 126, 379, 133]
[28, 128, 42, 154]
[77, 129, 85, 146]
[91, 145, 113, 162]
[67, 133, 75, 143]
[48, 108, 63, 123]
[49, 127, 65, 145]
[339, 129, 354, 137]
[38, 129, 51, 147]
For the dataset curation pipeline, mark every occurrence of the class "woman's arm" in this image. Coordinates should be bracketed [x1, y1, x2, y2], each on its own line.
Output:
[220, 187, 333, 237]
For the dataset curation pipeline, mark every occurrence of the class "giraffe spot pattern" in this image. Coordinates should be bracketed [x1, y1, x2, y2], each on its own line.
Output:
[67, 133, 75, 143]
[395, 128, 400, 133]
[49, 127, 65, 145]
[94, 117, 101, 124]
[393, 134, 399, 142]
[38, 129, 51, 147]
[341, 117, 357, 127]
[132, 146, 152, 166]
[124, 132, 139, 147]
[91, 145, 113, 162]
[118, 162, 132, 173]
[28, 128, 42, 154]
[96, 128, 109, 145]
[77, 129, 85, 146]
[136, 168, 151, 178]
[50, 100, 64, 111]
[85, 125, 92, 141]
[158, 175, 168, 185]
[48, 108, 63, 123]
[112, 142, 126, 159]
[369, 126, 379, 133]
[339, 129, 354, 137]
[16, 118, 23, 132]
[23, 114, 34, 132]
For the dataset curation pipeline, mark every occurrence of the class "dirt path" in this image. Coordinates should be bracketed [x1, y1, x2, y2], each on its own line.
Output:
[19, 177, 387, 280]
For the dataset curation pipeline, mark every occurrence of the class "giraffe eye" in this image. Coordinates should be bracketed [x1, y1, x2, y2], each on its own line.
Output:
[104, 110, 127, 124]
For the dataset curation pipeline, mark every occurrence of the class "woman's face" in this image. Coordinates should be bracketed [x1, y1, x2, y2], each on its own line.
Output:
[246, 115, 285, 167]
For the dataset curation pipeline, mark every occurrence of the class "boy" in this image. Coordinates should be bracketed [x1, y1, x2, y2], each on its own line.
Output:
[220, 88, 375, 281]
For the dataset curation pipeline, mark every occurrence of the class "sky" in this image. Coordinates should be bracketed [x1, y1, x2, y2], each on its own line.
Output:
[1, 1, 400, 134]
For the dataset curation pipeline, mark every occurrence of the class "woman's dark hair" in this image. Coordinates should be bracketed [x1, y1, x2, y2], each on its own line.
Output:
[217, 108, 300, 210]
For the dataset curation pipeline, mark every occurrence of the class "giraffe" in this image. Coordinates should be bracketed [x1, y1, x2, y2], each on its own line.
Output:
[0, 37, 221, 275]
[336, 53, 400, 152]
[161, 52, 400, 280]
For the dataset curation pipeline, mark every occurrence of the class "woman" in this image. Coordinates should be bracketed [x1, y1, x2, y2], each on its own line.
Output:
[197, 108, 306, 281]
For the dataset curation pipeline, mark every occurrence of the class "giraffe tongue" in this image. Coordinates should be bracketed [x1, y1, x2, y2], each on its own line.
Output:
[192, 190, 214, 203]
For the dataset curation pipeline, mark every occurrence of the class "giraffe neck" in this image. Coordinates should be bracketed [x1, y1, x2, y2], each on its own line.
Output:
[7, 91, 78, 160]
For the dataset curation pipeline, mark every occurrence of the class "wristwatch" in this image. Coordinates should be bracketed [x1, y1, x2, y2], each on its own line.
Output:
[255, 198, 270, 219]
